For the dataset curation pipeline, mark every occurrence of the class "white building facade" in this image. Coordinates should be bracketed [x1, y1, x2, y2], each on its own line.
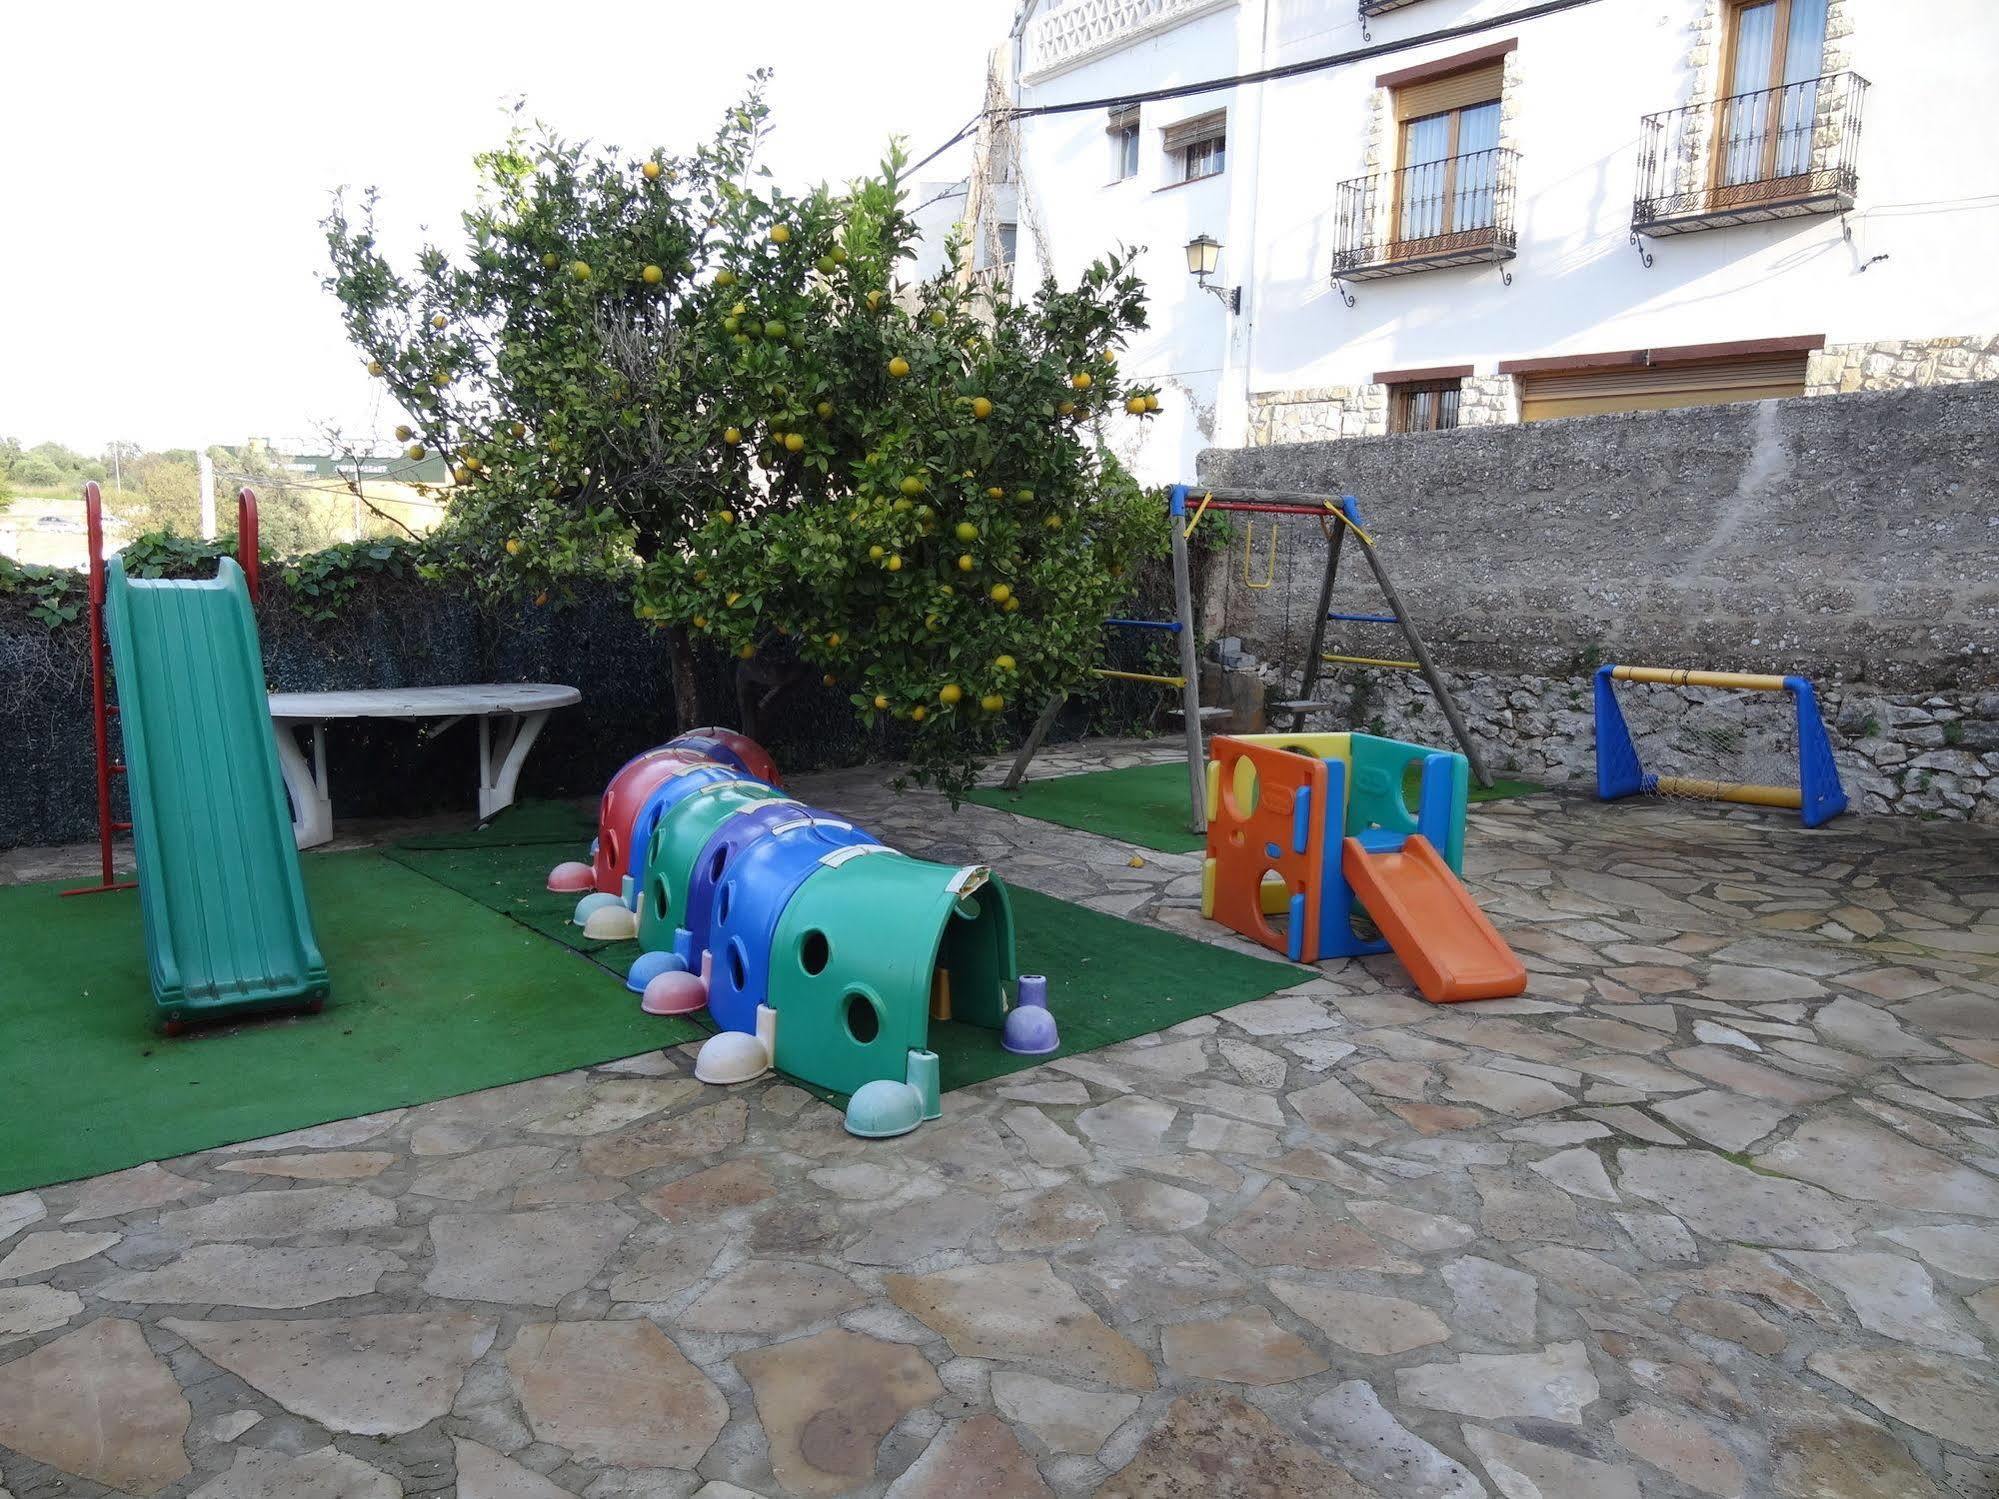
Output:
[966, 0, 1999, 484]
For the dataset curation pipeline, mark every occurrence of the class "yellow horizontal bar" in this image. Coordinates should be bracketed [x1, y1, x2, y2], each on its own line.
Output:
[1654, 775, 1804, 809]
[1322, 653, 1420, 671]
[1613, 666, 1789, 693]
[1092, 668, 1187, 688]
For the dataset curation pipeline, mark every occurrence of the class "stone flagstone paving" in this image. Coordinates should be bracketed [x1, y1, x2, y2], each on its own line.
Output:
[3, 738, 1998, 1497]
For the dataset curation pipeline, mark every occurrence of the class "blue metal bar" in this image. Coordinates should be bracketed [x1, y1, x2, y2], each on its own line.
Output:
[1104, 617, 1182, 633]
[1327, 611, 1398, 624]
[1168, 484, 1189, 517]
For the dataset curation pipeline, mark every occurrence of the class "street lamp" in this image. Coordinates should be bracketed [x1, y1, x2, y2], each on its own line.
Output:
[1184, 233, 1240, 313]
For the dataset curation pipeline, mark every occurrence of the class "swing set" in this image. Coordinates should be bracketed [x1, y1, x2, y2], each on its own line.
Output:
[1001, 485, 1489, 834]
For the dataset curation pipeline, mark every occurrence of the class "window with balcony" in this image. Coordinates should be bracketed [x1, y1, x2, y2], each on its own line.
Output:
[1109, 106, 1140, 180]
[1634, 0, 1864, 236]
[1333, 43, 1519, 281]
[1163, 112, 1226, 184]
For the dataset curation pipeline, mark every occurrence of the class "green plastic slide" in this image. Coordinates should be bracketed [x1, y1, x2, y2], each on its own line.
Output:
[105, 556, 329, 1029]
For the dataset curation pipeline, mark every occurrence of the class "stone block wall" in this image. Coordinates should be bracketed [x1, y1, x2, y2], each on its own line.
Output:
[1806, 337, 1999, 397]
[1200, 380, 1999, 821]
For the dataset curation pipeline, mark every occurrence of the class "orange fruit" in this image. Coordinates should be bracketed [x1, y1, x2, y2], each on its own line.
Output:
[572, 261, 591, 280]
[770, 224, 791, 244]
[985, 486, 1005, 500]
[899, 475, 926, 497]
[785, 432, 805, 453]
[955, 521, 978, 543]
[827, 632, 842, 647]
[723, 426, 741, 445]
[368, 359, 384, 375]
[911, 705, 927, 722]
[873, 694, 889, 709]
[886, 554, 903, 571]
[887, 355, 910, 378]
[1125, 395, 1147, 415]
[971, 396, 992, 419]
[994, 653, 1016, 670]
[957, 553, 974, 572]
[989, 583, 1011, 604]
[643, 264, 664, 285]
[431, 313, 447, 329]
[940, 683, 963, 705]
[1071, 372, 1092, 390]
[504, 538, 522, 555]
[643, 160, 662, 181]
[394, 424, 413, 441]
[715, 268, 736, 287]
[869, 545, 886, 560]
[981, 693, 1004, 712]
[405, 443, 426, 461]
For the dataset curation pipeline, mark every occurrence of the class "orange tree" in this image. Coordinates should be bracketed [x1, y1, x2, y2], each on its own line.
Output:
[324, 82, 1162, 798]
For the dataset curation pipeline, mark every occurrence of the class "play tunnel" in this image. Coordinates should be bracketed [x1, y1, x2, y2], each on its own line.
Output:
[768, 853, 1015, 1098]
[703, 812, 882, 1032]
[635, 779, 796, 955]
[623, 763, 747, 904]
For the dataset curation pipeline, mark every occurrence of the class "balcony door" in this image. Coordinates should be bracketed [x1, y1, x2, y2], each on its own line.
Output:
[1719, 0, 1830, 190]
[1393, 60, 1504, 248]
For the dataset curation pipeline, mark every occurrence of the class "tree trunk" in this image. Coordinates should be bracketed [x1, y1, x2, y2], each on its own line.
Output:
[666, 625, 701, 735]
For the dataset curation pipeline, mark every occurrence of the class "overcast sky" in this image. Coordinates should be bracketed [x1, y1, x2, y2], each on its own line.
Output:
[0, 1, 1014, 456]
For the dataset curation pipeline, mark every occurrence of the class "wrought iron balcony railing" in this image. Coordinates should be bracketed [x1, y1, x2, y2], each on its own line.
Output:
[1634, 72, 1867, 236]
[967, 262, 1014, 302]
[1332, 147, 1519, 281]
[1359, 0, 1426, 15]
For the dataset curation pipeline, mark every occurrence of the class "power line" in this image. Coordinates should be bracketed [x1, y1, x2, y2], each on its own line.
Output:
[908, 0, 1606, 159]
[909, 112, 985, 175]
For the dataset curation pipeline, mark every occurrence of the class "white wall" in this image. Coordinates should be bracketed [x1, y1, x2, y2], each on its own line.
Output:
[996, 0, 1999, 482]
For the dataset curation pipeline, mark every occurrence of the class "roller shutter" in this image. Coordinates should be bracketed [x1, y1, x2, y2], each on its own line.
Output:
[1519, 353, 1809, 421]
[1395, 61, 1505, 121]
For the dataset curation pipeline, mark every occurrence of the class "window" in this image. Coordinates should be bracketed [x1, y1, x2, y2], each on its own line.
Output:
[1392, 59, 1503, 245]
[1108, 106, 1140, 180]
[1390, 381, 1461, 433]
[997, 221, 1018, 265]
[1162, 111, 1226, 184]
[1719, 0, 1830, 188]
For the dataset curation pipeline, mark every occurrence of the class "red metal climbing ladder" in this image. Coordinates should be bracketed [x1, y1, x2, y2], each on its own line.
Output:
[61, 480, 262, 897]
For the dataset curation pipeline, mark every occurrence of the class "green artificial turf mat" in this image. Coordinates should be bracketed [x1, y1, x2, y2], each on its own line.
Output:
[966, 759, 1544, 854]
[393, 797, 598, 850]
[388, 829, 1305, 1099]
[0, 851, 698, 1193]
[932, 884, 1303, 1092]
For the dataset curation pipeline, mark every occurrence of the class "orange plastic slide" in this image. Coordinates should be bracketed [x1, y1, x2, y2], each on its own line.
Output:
[1341, 834, 1527, 1003]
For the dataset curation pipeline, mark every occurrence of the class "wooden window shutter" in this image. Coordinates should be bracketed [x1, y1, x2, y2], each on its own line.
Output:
[1520, 354, 1809, 420]
[1161, 111, 1226, 151]
[1394, 61, 1504, 121]
[1107, 105, 1139, 133]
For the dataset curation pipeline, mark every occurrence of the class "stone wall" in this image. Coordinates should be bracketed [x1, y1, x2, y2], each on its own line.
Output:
[1199, 381, 1999, 821]
[1806, 336, 1999, 397]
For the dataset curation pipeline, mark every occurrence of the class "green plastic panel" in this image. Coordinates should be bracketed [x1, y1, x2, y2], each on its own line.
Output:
[1346, 732, 1469, 871]
[769, 852, 1016, 1098]
[104, 557, 330, 1025]
[634, 779, 792, 953]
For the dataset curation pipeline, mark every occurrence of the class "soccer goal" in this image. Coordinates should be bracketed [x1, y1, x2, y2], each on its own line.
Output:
[1593, 664, 1848, 827]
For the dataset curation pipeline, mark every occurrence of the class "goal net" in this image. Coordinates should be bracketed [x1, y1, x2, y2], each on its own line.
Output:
[1593, 665, 1848, 827]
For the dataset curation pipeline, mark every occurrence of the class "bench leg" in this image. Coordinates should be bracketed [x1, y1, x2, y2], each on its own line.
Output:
[479, 711, 550, 822]
[273, 722, 333, 849]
